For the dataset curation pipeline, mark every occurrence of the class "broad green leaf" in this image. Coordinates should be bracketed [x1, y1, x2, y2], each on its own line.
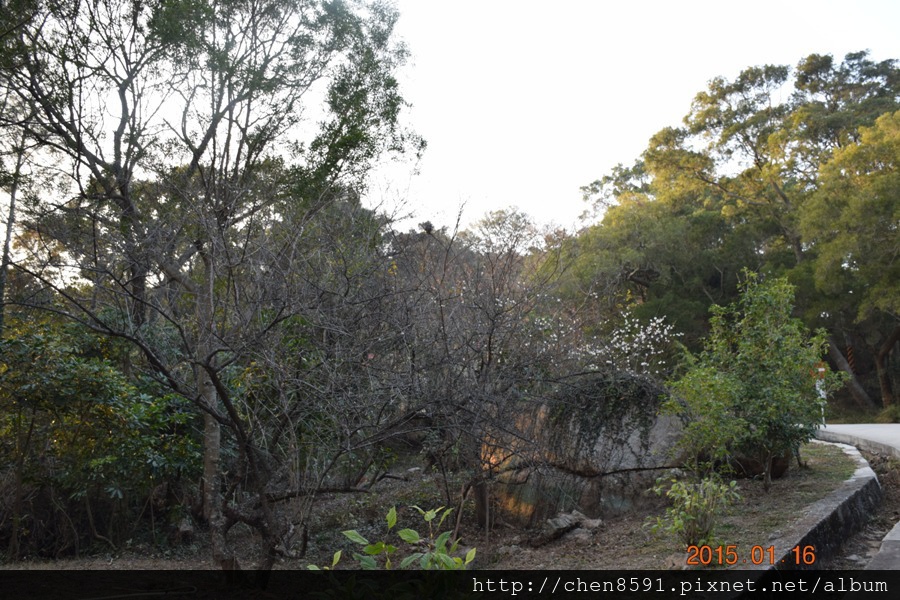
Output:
[437, 553, 456, 569]
[342, 529, 369, 545]
[397, 528, 420, 543]
[331, 550, 342, 567]
[400, 552, 424, 569]
[386, 506, 397, 530]
[434, 530, 451, 552]
[465, 548, 477, 564]
[363, 541, 385, 555]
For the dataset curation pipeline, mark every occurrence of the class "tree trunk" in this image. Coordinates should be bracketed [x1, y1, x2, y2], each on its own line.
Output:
[201, 372, 232, 571]
[876, 326, 900, 408]
[8, 409, 35, 560]
[473, 478, 491, 531]
[762, 450, 774, 492]
[196, 253, 230, 568]
[194, 242, 217, 514]
[0, 130, 26, 335]
[828, 337, 876, 409]
[201, 390, 221, 523]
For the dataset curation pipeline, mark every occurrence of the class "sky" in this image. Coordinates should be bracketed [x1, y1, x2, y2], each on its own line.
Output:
[367, 0, 900, 233]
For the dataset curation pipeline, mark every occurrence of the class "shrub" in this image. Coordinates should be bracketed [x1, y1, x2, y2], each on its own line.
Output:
[665, 272, 846, 489]
[1, 317, 200, 558]
[649, 475, 741, 547]
[310, 506, 476, 570]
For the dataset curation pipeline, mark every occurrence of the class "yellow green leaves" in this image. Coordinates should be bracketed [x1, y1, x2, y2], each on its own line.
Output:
[802, 110, 900, 321]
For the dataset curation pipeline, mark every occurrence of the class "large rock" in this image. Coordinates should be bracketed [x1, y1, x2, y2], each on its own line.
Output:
[483, 372, 681, 528]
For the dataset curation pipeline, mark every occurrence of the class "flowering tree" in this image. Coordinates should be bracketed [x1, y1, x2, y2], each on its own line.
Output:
[575, 311, 681, 377]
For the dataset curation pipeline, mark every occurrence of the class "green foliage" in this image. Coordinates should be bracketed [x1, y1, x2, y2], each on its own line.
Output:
[1, 316, 200, 489]
[571, 158, 759, 352]
[875, 404, 900, 424]
[801, 110, 900, 321]
[666, 273, 845, 487]
[147, 0, 215, 52]
[309, 506, 476, 571]
[0, 315, 200, 555]
[59, 389, 200, 500]
[649, 475, 741, 547]
[665, 363, 747, 470]
[576, 50, 899, 406]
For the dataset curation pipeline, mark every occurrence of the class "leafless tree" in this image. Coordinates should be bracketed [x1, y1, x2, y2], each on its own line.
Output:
[0, 0, 419, 575]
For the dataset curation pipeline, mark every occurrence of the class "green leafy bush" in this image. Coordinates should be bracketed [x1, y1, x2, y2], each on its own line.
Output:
[649, 475, 741, 547]
[310, 506, 476, 570]
[1, 316, 200, 557]
[665, 272, 846, 488]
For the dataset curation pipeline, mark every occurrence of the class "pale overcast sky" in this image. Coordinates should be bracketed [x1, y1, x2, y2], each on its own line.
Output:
[367, 0, 900, 233]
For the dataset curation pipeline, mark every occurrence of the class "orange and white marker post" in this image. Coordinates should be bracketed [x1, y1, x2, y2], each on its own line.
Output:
[814, 362, 827, 424]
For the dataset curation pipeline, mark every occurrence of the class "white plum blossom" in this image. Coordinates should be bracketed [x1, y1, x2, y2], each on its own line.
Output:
[574, 311, 681, 377]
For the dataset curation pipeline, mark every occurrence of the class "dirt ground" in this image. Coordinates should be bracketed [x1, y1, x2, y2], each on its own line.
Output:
[2, 443, 898, 572]
[483, 442, 895, 570]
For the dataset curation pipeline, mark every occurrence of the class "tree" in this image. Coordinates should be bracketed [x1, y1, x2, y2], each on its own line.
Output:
[0, 0, 420, 573]
[0, 112, 27, 336]
[573, 159, 759, 351]
[801, 111, 900, 407]
[0, 0, 39, 335]
[667, 273, 844, 489]
[681, 52, 899, 408]
[578, 51, 900, 409]
[379, 209, 597, 530]
[0, 312, 199, 558]
[680, 52, 898, 264]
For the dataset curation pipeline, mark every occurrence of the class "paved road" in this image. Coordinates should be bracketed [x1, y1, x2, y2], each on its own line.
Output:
[818, 424, 900, 459]
[816, 423, 900, 570]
